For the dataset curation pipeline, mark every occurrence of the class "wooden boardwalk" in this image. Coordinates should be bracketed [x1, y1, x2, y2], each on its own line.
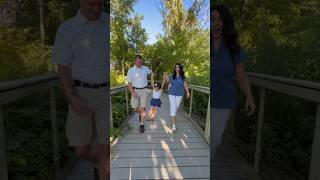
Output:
[65, 93, 255, 180]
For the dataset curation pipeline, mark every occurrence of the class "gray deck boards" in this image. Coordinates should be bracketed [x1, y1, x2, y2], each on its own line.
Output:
[65, 94, 254, 180]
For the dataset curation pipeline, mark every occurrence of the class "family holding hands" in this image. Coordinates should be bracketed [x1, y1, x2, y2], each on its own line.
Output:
[126, 55, 190, 134]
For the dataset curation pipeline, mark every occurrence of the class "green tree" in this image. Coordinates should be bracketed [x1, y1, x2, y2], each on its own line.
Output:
[110, 0, 147, 76]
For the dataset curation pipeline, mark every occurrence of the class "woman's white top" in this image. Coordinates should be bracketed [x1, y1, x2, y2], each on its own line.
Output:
[152, 89, 162, 99]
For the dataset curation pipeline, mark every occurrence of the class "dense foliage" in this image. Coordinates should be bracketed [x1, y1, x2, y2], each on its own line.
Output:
[110, 0, 210, 131]
[111, 0, 210, 86]
[214, 0, 320, 179]
[0, 1, 107, 179]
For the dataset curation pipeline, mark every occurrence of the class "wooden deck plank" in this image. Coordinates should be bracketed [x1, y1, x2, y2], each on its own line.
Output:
[117, 137, 205, 144]
[64, 93, 255, 180]
[111, 156, 209, 168]
[110, 166, 210, 179]
[120, 133, 202, 139]
[109, 94, 210, 179]
[111, 149, 210, 159]
[112, 142, 209, 151]
[127, 124, 197, 131]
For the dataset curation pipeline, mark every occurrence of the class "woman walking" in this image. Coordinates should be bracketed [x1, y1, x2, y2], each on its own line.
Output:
[164, 63, 190, 133]
[211, 5, 256, 157]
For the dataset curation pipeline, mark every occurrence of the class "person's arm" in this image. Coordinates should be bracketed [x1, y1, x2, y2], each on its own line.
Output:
[163, 73, 169, 83]
[57, 65, 73, 97]
[235, 63, 255, 115]
[127, 82, 137, 98]
[58, 65, 90, 116]
[183, 80, 190, 99]
[147, 67, 153, 84]
[52, 24, 90, 116]
[161, 76, 165, 90]
[126, 69, 137, 98]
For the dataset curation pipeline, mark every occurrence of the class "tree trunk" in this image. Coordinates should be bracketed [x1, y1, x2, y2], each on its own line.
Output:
[122, 60, 125, 76]
[8, 0, 17, 27]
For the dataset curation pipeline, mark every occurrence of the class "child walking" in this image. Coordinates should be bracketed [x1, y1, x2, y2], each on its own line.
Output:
[148, 73, 165, 121]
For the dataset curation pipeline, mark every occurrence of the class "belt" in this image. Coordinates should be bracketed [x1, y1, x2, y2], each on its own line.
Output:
[133, 86, 148, 90]
[74, 80, 108, 89]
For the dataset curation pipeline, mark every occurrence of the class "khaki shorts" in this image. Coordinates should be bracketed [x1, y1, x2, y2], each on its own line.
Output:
[66, 86, 108, 146]
[131, 88, 148, 109]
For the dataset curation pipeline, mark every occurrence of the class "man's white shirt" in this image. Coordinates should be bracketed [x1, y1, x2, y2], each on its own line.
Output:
[126, 65, 152, 88]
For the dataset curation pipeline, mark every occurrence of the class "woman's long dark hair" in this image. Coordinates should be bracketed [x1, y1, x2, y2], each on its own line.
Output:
[213, 5, 240, 62]
[172, 63, 185, 81]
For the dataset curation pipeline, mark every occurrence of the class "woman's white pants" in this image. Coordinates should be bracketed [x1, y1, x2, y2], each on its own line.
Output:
[212, 108, 231, 158]
[169, 95, 182, 117]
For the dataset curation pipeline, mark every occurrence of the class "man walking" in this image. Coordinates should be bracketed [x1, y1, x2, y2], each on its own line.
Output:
[126, 55, 152, 133]
[52, 0, 109, 179]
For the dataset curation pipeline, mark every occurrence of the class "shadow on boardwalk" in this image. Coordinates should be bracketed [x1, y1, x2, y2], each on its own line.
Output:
[65, 93, 256, 180]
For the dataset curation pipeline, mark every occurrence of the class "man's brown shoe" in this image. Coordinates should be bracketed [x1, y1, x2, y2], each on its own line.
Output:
[94, 166, 99, 180]
[140, 124, 144, 133]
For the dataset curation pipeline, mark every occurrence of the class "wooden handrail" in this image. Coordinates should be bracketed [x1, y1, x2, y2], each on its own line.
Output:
[241, 72, 320, 180]
[0, 73, 57, 92]
[189, 85, 210, 94]
[247, 72, 320, 103]
[110, 83, 211, 143]
[247, 72, 320, 91]
[110, 85, 127, 95]
[0, 73, 60, 180]
[186, 84, 210, 143]
[110, 85, 129, 128]
[0, 76, 131, 179]
[0, 74, 59, 106]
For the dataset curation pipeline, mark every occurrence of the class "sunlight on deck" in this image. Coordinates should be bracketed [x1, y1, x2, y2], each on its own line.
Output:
[108, 94, 210, 179]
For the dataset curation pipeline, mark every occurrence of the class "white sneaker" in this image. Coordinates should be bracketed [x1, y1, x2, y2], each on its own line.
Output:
[172, 126, 177, 133]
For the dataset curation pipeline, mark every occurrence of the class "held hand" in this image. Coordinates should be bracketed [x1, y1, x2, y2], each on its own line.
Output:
[163, 73, 168, 80]
[67, 94, 91, 116]
[131, 91, 138, 98]
[186, 92, 190, 99]
[245, 96, 255, 116]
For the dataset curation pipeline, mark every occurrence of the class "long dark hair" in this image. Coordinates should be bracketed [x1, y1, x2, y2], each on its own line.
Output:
[213, 5, 240, 62]
[172, 63, 185, 81]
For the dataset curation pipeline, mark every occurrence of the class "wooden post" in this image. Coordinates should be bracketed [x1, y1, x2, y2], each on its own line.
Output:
[110, 97, 113, 128]
[189, 89, 194, 117]
[38, 0, 45, 44]
[125, 89, 129, 116]
[204, 97, 210, 143]
[308, 104, 320, 180]
[254, 88, 266, 174]
[180, 95, 184, 111]
[38, 0, 53, 72]
[49, 88, 60, 178]
[0, 105, 8, 180]
[122, 60, 125, 76]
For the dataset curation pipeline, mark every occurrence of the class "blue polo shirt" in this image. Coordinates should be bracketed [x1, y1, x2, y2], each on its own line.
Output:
[211, 42, 247, 108]
[168, 75, 185, 96]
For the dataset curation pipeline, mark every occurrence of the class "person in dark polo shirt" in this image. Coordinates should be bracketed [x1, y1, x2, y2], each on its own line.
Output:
[211, 5, 256, 158]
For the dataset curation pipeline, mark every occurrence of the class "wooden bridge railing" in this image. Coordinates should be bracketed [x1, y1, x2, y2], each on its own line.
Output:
[0, 74, 60, 180]
[110, 83, 211, 143]
[110, 85, 129, 129]
[187, 85, 210, 143]
[0, 76, 210, 179]
[236, 72, 320, 180]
